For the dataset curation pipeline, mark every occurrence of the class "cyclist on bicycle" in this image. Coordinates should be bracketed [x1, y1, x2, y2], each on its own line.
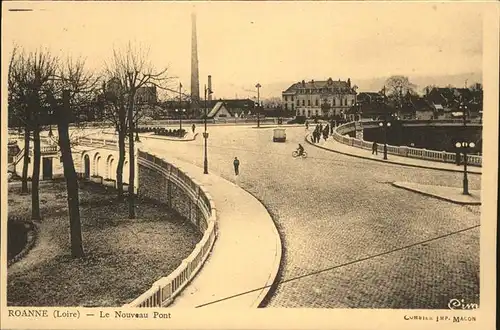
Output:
[297, 144, 304, 156]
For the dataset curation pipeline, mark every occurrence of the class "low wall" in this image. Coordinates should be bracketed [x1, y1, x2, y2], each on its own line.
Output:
[139, 117, 290, 127]
[7, 216, 39, 267]
[332, 121, 482, 167]
[123, 150, 217, 307]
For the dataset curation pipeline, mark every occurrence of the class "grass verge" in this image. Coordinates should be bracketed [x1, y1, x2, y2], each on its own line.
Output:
[7, 181, 201, 307]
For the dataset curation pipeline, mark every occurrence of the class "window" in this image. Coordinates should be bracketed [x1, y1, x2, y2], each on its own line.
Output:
[285, 104, 288, 110]
[284, 96, 288, 102]
[297, 99, 300, 106]
[302, 100, 305, 106]
[308, 99, 311, 106]
[315, 99, 319, 106]
[291, 96, 294, 101]
[333, 99, 336, 106]
[345, 99, 348, 106]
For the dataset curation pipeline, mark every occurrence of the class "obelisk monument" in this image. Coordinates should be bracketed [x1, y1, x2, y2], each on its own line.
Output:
[191, 12, 200, 113]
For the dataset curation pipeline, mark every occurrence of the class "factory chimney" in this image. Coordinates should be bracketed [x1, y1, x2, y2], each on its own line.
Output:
[208, 75, 213, 101]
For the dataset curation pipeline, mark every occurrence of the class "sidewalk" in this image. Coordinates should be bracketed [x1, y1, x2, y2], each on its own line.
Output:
[140, 145, 282, 308]
[392, 181, 481, 205]
[306, 135, 482, 175]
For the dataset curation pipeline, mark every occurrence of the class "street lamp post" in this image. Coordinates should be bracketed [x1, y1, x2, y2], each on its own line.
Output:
[378, 115, 392, 160]
[179, 82, 183, 129]
[48, 109, 54, 137]
[175, 108, 186, 130]
[203, 83, 212, 174]
[355, 102, 362, 122]
[455, 102, 473, 195]
[256, 83, 261, 128]
[455, 141, 474, 195]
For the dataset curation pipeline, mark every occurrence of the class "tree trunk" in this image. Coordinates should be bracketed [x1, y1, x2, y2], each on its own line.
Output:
[116, 129, 125, 200]
[58, 90, 84, 258]
[21, 127, 30, 194]
[127, 100, 135, 219]
[31, 126, 41, 221]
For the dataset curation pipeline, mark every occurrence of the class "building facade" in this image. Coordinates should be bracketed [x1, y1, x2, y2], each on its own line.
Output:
[136, 86, 157, 105]
[207, 102, 232, 119]
[205, 99, 256, 117]
[282, 78, 357, 118]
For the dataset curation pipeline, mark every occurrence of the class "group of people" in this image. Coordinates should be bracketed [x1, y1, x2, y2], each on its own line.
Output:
[310, 123, 330, 143]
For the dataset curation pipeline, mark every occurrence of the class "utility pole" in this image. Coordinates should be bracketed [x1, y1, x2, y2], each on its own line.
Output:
[204, 80, 213, 174]
[256, 83, 261, 128]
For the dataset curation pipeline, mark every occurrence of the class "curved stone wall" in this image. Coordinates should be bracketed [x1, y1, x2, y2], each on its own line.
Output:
[123, 150, 217, 307]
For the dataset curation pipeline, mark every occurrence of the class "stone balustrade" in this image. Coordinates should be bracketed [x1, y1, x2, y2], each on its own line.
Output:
[69, 137, 217, 307]
[122, 150, 217, 307]
[332, 121, 482, 167]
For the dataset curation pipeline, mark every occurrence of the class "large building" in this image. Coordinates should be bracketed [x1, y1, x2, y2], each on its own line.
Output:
[136, 86, 157, 105]
[282, 78, 357, 118]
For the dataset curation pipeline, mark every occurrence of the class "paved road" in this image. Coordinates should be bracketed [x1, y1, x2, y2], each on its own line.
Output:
[134, 125, 480, 309]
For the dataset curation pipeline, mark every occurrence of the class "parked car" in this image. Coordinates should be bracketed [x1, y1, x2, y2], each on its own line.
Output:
[273, 128, 286, 142]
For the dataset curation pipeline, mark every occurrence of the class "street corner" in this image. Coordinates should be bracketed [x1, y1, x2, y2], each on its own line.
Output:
[392, 181, 481, 205]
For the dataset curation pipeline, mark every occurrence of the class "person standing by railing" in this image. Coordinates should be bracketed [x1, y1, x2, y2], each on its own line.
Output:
[372, 141, 378, 155]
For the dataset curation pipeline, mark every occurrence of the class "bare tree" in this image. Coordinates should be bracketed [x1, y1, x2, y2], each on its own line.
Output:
[422, 84, 438, 96]
[48, 57, 99, 257]
[469, 82, 483, 92]
[100, 76, 128, 200]
[8, 45, 31, 194]
[9, 48, 58, 220]
[384, 75, 417, 105]
[105, 43, 174, 218]
[262, 96, 283, 108]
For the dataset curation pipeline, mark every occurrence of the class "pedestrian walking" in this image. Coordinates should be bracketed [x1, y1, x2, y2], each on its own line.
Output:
[372, 141, 378, 155]
[233, 157, 240, 176]
[192, 124, 196, 133]
[305, 121, 309, 130]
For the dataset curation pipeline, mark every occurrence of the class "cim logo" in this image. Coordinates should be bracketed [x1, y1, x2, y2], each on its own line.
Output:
[448, 298, 479, 310]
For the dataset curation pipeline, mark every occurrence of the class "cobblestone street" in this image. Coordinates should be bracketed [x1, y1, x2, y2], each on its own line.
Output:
[136, 125, 480, 308]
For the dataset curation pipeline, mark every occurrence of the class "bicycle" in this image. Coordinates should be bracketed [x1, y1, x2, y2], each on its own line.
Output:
[292, 150, 308, 158]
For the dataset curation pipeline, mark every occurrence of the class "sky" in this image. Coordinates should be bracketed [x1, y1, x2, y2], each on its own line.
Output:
[3, 1, 484, 100]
